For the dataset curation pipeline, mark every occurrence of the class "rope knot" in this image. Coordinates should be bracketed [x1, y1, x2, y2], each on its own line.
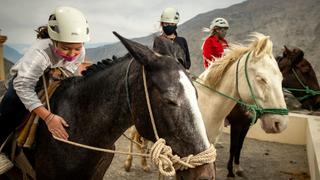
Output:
[305, 86, 318, 96]
[150, 139, 217, 177]
[150, 138, 176, 176]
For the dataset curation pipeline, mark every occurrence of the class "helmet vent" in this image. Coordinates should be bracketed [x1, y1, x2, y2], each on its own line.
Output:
[50, 25, 59, 33]
[49, 14, 56, 20]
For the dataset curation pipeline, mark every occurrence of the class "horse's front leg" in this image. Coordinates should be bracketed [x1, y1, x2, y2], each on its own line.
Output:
[92, 145, 115, 180]
[138, 136, 150, 172]
[233, 123, 250, 178]
[124, 130, 134, 172]
[227, 123, 237, 178]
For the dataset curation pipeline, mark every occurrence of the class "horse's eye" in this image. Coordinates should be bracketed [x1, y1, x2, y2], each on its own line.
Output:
[163, 98, 179, 106]
[256, 76, 268, 84]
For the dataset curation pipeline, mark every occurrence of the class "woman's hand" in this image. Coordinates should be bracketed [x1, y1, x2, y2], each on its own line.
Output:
[44, 113, 69, 139]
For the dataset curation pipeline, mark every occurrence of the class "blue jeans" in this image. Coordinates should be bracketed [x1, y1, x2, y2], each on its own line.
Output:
[0, 78, 29, 144]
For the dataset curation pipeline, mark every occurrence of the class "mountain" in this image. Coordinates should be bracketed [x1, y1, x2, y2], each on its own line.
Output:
[179, 0, 320, 76]
[4, 45, 23, 63]
[86, 0, 320, 79]
[6, 43, 30, 55]
[86, 35, 155, 61]
[85, 42, 111, 49]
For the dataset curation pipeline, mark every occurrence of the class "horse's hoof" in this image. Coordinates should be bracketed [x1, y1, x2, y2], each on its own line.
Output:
[143, 165, 151, 172]
[124, 161, 132, 172]
[226, 176, 235, 180]
[236, 170, 246, 178]
[227, 172, 235, 178]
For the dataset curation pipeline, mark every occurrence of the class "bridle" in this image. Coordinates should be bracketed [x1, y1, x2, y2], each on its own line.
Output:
[124, 59, 216, 176]
[192, 52, 288, 125]
[280, 57, 320, 101]
[235, 52, 288, 124]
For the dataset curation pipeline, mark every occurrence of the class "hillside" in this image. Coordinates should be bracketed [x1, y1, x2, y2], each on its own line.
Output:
[86, 0, 320, 78]
[86, 35, 155, 61]
[180, 0, 320, 76]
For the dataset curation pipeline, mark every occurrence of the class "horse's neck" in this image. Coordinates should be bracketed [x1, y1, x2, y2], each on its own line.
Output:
[197, 63, 239, 142]
[54, 59, 135, 146]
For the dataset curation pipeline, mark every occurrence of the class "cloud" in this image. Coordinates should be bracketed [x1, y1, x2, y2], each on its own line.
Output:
[0, 0, 245, 44]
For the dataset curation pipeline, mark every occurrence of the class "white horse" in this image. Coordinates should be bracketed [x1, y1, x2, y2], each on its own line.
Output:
[195, 32, 288, 143]
[124, 32, 289, 172]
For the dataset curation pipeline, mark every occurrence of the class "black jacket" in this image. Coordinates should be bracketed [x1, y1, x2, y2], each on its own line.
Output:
[153, 34, 191, 70]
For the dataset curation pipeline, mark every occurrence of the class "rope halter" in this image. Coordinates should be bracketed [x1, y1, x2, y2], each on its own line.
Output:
[141, 65, 216, 176]
[284, 68, 320, 101]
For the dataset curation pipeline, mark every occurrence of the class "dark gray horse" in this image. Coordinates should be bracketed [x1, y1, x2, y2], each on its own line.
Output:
[5, 32, 215, 180]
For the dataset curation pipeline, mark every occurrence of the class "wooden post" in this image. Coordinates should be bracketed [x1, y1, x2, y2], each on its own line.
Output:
[0, 29, 8, 81]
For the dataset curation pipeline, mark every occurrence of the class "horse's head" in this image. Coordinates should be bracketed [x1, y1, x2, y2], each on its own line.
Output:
[234, 33, 288, 133]
[276, 46, 320, 110]
[114, 32, 215, 180]
[153, 36, 187, 68]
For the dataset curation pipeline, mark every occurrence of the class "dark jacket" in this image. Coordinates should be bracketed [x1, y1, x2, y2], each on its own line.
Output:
[153, 34, 191, 70]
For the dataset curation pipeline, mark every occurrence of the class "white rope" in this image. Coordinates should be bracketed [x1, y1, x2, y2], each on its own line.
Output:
[53, 136, 149, 157]
[53, 136, 216, 177]
[142, 66, 159, 140]
[42, 75, 50, 112]
[122, 133, 145, 150]
[57, 67, 71, 78]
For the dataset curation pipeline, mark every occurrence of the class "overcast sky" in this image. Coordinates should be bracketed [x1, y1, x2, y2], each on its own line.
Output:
[0, 0, 245, 45]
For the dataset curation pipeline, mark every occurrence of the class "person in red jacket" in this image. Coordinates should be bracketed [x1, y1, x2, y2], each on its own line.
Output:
[202, 17, 229, 69]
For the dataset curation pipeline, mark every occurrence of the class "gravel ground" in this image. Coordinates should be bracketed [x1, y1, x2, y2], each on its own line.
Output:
[104, 132, 310, 180]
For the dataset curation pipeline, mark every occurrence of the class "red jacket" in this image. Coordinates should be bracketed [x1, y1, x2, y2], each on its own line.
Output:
[202, 35, 228, 69]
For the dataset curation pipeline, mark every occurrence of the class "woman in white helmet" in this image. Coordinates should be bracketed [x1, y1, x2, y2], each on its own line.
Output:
[0, 6, 89, 174]
[202, 17, 229, 69]
[153, 7, 191, 70]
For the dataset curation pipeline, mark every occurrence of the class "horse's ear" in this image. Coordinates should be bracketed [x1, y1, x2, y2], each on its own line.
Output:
[283, 46, 290, 57]
[253, 36, 272, 57]
[292, 48, 304, 65]
[113, 31, 157, 65]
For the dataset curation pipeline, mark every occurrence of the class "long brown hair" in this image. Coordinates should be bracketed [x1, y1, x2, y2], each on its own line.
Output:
[35, 26, 50, 39]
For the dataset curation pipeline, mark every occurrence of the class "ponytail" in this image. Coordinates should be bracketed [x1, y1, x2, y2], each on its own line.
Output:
[35, 26, 50, 39]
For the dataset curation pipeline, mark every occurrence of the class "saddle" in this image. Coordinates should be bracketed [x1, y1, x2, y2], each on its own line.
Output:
[2, 67, 71, 179]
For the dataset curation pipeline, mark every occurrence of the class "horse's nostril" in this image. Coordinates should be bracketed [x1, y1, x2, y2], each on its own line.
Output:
[274, 121, 282, 132]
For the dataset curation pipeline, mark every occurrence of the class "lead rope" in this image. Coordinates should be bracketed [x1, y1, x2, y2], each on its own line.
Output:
[42, 75, 51, 112]
[284, 69, 320, 101]
[51, 65, 216, 178]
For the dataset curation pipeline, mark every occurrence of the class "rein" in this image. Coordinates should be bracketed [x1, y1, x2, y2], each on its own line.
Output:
[52, 59, 216, 177]
[284, 68, 320, 101]
[193, 52, 288, 125]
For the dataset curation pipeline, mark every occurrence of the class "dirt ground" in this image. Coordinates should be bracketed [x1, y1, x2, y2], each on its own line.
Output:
[104, 132, 310, 180]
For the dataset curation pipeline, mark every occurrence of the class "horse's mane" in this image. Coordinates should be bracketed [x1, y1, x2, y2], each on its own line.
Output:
[200, 32, 273, 87]
[81, 53, 131, 77]
[58, 53, 131, 89]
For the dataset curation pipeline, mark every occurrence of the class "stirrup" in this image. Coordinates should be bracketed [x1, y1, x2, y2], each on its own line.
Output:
[0, 153, 13, 175]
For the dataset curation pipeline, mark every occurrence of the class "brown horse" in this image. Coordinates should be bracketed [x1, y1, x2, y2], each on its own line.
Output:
[226, 46, 320, 178]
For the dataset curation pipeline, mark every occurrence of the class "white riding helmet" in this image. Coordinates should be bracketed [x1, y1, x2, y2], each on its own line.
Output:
[210, 17, 229, 30]
[48, 6, 90, 43]
[160, 7, 180, 24]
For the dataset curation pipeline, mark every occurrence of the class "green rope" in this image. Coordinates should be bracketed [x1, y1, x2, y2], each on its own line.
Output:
[192, 79, 288, 125]
[284, 69, 320, 101]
